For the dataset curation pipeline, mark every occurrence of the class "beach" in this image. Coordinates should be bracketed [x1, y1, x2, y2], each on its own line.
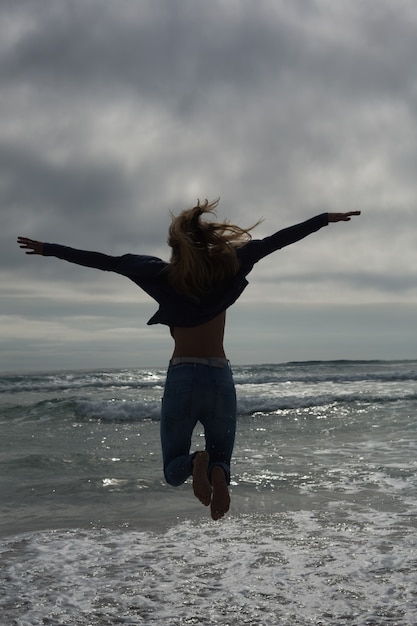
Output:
[1, 360, 416, 624]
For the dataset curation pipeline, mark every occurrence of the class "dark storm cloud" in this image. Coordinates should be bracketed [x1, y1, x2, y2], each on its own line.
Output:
[2, 1, 292, 97]
[1, 142, 130, 220]
[4, 1, 416, 103]
[3, 0, 417, 222]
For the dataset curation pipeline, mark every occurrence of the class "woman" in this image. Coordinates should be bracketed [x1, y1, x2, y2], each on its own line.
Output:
[18, 200, 360, 520]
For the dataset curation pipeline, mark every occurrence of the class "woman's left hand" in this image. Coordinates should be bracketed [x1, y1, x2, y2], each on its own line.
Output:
[328, 211, 361, 222]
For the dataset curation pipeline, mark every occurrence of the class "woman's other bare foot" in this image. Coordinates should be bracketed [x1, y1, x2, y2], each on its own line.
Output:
[210, 466, 230, 521]
[192, 451, 212, 506]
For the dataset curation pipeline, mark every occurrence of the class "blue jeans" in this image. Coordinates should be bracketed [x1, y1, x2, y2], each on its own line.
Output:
[160, 362, 237, 486]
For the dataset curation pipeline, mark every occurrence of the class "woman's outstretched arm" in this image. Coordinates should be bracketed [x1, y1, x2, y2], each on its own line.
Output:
[17, 236, 167, 284]
[17, 236, 125, 272]
[240, 210, 361, 264]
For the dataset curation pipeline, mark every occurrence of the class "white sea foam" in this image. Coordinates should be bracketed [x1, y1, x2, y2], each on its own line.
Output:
[1, 509, 415, 626]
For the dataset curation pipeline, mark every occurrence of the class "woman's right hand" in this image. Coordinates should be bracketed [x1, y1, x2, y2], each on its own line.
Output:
[17, 237, 44, 255]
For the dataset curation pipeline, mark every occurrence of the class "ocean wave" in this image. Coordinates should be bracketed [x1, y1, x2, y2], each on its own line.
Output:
[237, 391, 417, 417]
[232, 364, 417, 385]
[75, 398, 162, 421]
[1, 361, 417, 396]
[3, 388, 416, 423]
[1, 397, 162, 422]
[0, 369, 166, 395]
[1, 361, 416, 423]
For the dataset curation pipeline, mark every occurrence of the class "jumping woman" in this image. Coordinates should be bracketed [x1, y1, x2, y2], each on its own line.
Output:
[18, 200, 360, 520]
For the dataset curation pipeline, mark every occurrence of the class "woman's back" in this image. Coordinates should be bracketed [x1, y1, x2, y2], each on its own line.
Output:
[171, 312, 226, 358]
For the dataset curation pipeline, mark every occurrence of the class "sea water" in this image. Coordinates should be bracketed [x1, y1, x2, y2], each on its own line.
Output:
[0, 360, 416, 625]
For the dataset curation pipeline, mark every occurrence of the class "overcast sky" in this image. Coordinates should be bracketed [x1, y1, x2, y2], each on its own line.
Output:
[2, 0, 417, 372]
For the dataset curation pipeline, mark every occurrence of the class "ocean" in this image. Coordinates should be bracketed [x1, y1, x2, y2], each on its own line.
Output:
[0, 360, 416, 625]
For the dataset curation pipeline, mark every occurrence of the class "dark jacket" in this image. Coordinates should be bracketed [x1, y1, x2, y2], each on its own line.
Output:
[43, 213, 328, 328]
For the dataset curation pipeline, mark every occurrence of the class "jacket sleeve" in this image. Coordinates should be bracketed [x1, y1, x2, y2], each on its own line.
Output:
[42, 243, 166, 279]
[240, 213, 329, 263]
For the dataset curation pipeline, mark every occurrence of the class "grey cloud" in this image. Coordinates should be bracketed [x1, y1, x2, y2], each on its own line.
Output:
[1, 142, 130, 215]
[268, 271, 417, 297]
[1, 142, 137, 265]
[2, 2, 290, 99]
[4, 0, 416, 109]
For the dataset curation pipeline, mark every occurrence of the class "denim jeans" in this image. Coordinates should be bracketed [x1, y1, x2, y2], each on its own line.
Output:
[160, 362, 237, 486]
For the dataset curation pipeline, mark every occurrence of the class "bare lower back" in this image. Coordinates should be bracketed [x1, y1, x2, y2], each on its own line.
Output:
[171, 312, 226, 358]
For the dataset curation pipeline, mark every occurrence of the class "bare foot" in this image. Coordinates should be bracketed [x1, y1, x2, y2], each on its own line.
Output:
[210, 466, 230, 521]
[192, 451, 212, 506]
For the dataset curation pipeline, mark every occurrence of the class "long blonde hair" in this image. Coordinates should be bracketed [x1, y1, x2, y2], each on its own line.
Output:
[167, 198, 259, 298]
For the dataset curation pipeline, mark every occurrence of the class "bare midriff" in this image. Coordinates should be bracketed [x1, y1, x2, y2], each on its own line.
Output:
[171, 311, 226, 358]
